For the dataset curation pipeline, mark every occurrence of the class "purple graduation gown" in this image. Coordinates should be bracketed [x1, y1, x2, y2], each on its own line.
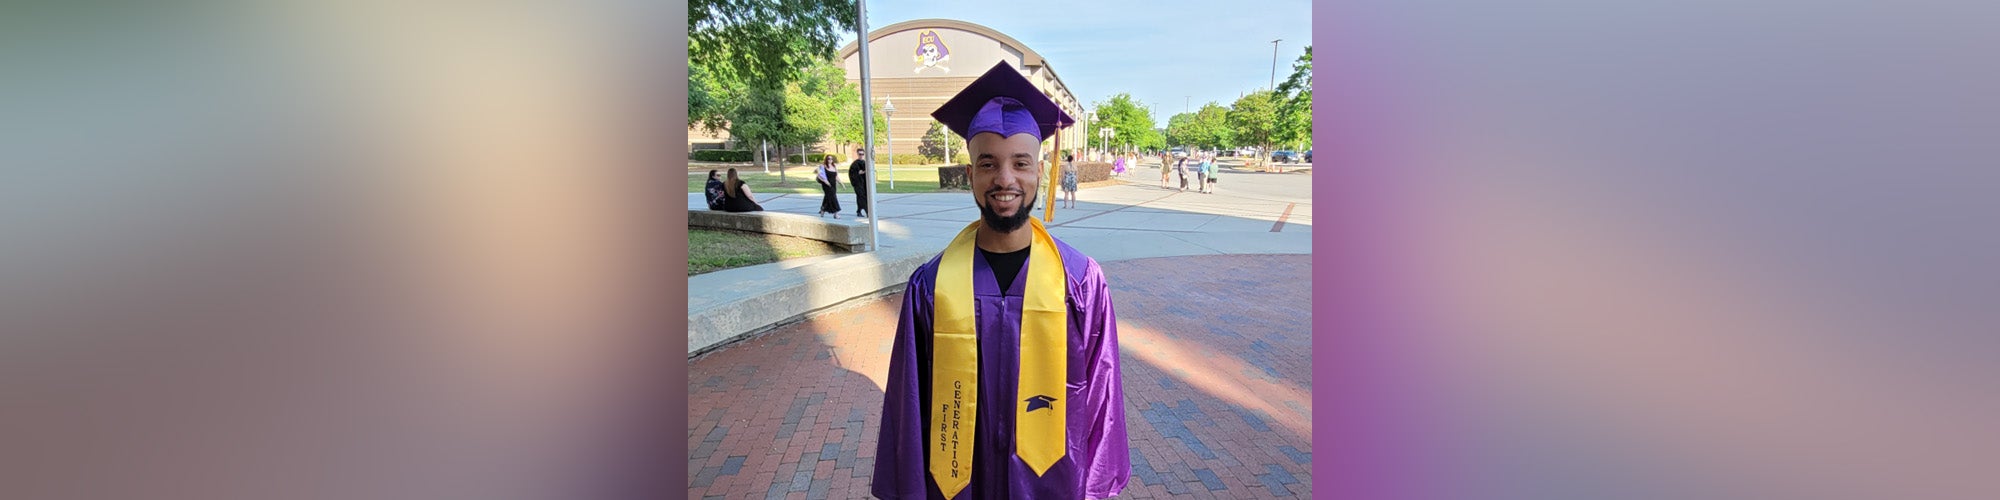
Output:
[873, 238, 1130, 499]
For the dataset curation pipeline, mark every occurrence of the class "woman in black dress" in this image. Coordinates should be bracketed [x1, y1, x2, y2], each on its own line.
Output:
[719, 168, 764, 212]
[816, 155, 842, 218]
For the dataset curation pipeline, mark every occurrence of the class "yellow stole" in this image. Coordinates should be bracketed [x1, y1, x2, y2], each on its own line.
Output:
[930, 218, 1068, 498]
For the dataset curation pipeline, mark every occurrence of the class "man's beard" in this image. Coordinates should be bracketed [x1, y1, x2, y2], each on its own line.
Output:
[979, 191, 1036, 233]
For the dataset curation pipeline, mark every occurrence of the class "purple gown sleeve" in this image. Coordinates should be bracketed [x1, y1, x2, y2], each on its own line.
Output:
[1075, 259, 1131, 499]
[873, 263, 934, 499]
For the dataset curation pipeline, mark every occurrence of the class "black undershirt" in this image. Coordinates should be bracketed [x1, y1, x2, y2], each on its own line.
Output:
[978, 246, 1031, 294]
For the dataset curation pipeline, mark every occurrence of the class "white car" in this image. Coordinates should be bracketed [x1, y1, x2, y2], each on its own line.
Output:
[1170, 148, 1189, 159]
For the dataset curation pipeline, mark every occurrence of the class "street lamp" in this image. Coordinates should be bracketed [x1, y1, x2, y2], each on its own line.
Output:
[883, 99, 895, 189]
[1084, 110, 1095, 160]
[1270, 38, 1283, 92]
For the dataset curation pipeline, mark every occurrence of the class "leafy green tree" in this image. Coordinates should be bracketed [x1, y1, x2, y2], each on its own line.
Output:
[1084, 94, 1163, 155]
[1165, 113, 1194, 147]
[689, 0, 857, 142]
[919, 121, 965, 163]
[1188, 103, 1235, 150]
[1228, 90, 1280, 158]
[1274, 46, 1313, 151]
[726, 83, 790, 169]
[690, 0, 856, 85]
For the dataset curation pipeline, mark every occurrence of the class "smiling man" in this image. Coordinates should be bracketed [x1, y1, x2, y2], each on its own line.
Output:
[872, 62, 1129, 500]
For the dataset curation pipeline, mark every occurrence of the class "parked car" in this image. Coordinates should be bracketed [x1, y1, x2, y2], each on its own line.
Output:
[1303, 149, 1313, 163]
[1271, 150, 1300, 163]
[1170, 147, 1189, 159]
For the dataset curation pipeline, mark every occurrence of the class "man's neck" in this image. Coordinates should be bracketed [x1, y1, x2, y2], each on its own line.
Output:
[974, 224, 1032, 253]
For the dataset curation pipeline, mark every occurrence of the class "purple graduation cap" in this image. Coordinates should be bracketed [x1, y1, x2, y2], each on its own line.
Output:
[931, 61, 1075, 141]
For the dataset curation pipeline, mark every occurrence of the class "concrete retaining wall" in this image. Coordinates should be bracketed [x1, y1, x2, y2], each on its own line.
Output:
[689, 211, 873, 252]
[687, 245, 936, 357]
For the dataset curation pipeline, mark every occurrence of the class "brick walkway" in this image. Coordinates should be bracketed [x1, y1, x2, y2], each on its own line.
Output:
[688, 254, 1313, 499]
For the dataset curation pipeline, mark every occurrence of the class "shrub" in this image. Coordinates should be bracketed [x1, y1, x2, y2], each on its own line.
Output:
[690, 150, 753, 162]
[1073, 161, 1114, 184]
[785, 153, 845, 164]
[937, 165, 970, 190]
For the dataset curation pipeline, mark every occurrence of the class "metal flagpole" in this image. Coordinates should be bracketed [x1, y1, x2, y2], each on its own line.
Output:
[856, 0, 879, 251]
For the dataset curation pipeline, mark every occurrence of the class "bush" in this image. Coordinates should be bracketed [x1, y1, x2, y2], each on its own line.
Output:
[878, 153, 930, 166]
[1073, 162, 1114, 184]
[785, 153, 845, 164]
[690, 150, 753, 162]
[937, 165, 970, 190]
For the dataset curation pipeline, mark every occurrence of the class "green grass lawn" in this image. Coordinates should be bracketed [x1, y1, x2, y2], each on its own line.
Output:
[689, 162, 959, 195]
[688, 228, 846, 275]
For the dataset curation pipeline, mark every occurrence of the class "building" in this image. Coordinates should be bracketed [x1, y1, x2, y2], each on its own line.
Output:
[837, 19, 1086, 158]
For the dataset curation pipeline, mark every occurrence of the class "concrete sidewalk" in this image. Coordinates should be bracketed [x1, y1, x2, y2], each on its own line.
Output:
[688, 254, 1315, 498]
[687, 180, 1312, 354]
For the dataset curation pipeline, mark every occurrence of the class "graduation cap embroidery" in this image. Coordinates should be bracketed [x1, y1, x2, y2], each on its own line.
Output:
[1023, 394, 1058, 412]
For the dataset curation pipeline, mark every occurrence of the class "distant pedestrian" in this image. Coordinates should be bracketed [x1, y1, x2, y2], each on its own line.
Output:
[1176, 156, 1189, 191]
[1205, 154, 1219, 192]
[1111, 154, 1126, 176]
[1159, 153, 1171, 187]
[1060, 151, 1079, 208]
[1194, 153, 1210, 192]
[848, 148, 872, 218]
[816, 155, 842, 218]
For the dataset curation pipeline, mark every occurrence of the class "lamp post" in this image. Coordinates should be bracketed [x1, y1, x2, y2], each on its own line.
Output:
[883, 99, 895, 189]
[1084, 110, 1095, 161]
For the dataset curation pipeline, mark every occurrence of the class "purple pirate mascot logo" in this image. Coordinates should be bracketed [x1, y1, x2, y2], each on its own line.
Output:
[912, 30, 951, 74]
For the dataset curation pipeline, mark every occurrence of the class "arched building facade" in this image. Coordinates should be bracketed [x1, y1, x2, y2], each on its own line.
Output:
[838, 19, 1085, 157]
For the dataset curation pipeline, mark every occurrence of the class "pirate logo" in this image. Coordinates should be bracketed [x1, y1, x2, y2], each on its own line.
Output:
[912, 30, 951, 74]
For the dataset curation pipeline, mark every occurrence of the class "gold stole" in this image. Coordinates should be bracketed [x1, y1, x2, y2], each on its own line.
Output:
[930, 218, 1068, 498]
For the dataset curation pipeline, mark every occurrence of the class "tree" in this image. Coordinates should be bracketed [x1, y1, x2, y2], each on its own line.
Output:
[689, 0, 856, 86]
[793, 58, 886, 154]
[1165, 113, 1195, 147]
[1187, 103, 1234, 150]
[1228, 90, 1280, 160]
[726, 83, 790, 170]
[689, 0, 857, 141]
[1273, 46, 1313, 152]
[1085, 94, 1163, 155]
[919, 121, 965, 163]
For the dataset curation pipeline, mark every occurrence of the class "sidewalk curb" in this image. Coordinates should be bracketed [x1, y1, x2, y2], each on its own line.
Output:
[687, 243, 939, 358]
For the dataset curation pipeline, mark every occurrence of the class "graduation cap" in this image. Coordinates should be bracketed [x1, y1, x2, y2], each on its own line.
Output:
[1023, 394, 1058, 412]
[931, 61, 1075, 141]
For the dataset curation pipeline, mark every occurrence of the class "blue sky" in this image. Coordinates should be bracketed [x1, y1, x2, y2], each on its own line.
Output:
[836, 0, 1312, 124]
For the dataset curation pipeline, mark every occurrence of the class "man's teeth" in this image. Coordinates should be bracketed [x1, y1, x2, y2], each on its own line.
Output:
[993, 194, 1019, 201]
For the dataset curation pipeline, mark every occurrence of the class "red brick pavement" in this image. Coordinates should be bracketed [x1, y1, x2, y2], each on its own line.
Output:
[689, 254, 1312, 499]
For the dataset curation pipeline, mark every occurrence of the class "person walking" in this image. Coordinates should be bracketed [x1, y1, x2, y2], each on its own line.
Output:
[1205, 153, 1220, 193]
[1159, 152, 1171, 188]
[1194, 153, 1210, 193]
[848, 148, 872, 218]
[816, 155, 842, 218]
[1060, 151, 1079, 208]
[1176, 155, 1189, 192]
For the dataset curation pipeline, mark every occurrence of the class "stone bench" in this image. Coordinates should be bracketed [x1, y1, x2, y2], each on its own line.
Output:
[688, 210, 873, 252]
